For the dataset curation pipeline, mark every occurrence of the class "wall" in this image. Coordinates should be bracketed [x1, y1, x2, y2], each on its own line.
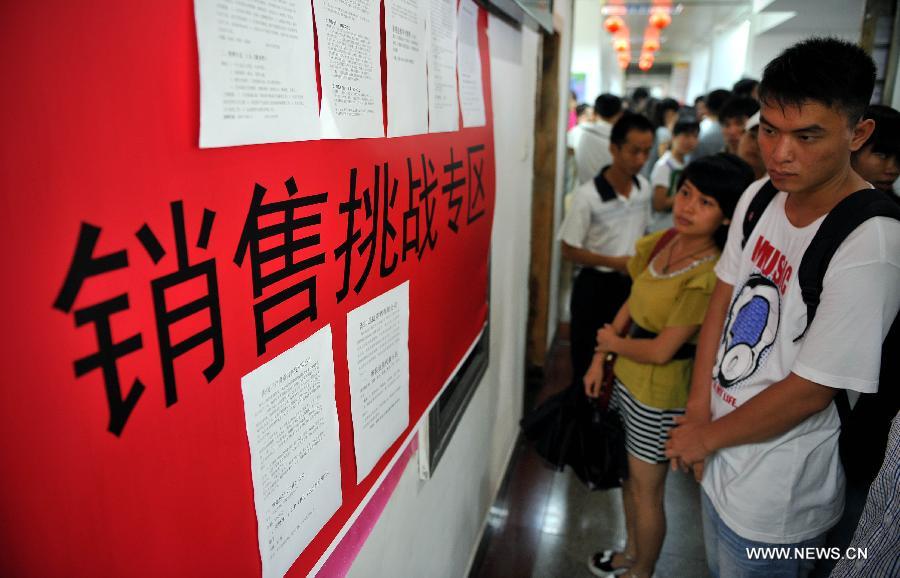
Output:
[747, 27, 862, 79]
[344, 13, 541, 578]
[686, 1, 865, 102]
[747, 2, 865, 78]
[570, 0, 601, 100]
[708, 19, 751, 91]
[686, 46, 711, 103]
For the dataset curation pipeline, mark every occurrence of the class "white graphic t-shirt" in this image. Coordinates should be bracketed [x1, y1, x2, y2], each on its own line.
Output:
[702, 177, 900, 544]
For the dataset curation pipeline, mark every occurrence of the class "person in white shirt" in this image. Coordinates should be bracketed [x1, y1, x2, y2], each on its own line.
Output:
[560, 112, 654, 387]
[575, 93, 623, 185]
[665, 37, 900, 578]
[694, 89, 731, 160]
[642, 98, 680, 179]
[649, 117, 700, 231]
[567, 103, 595, 150]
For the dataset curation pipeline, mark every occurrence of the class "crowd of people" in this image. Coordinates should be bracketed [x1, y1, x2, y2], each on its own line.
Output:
[559, 37, 900, 578]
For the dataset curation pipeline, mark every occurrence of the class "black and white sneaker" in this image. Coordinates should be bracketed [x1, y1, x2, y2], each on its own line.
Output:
[587, 550, 631, 577]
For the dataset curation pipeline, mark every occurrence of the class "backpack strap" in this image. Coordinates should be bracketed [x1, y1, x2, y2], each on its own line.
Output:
[741, 179, 779, 249]
[794, 188, 900, 342]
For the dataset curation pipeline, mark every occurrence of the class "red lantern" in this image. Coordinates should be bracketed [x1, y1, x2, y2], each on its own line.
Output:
[604, 16, 624, 34]
[638, 52, 654, 71]
[649, 9, 672, 29]
[613, 37, 630, 53]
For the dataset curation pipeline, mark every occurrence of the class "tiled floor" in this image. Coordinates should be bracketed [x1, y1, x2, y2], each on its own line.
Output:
[469, 331, 710, 578]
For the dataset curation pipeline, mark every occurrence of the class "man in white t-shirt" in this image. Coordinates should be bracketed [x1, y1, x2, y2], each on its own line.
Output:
[567, 103, 595, 150]
[648, 117, 700, 231]
[665, 38, 900, 578]
[574, 93, 623, 185]
[559, 112, 653, 386]
[693, 89, 731, 160]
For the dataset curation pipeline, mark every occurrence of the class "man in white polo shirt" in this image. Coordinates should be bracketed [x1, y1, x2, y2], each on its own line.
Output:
[560, 112, 654, 386]
[575, 93, 624, 185]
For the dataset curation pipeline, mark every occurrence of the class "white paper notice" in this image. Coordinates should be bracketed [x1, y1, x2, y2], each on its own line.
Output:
[194, 0, 320, 148]
[385, 0, 429, 137]
[241, 326, 341, 578]
[346, 282, 410, 483]
[426, 0, 459, 133]
[314, 0, 384, 139]
[457, 0, 485, 127]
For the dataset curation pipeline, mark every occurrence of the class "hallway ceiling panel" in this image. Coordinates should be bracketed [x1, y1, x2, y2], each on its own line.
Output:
[586, 0, 752, 64]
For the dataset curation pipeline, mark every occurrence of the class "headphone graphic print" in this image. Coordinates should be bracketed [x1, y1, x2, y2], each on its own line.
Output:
[717, 274, 780, 388]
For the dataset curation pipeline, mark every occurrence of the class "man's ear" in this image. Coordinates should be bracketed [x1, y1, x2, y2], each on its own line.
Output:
[849, 117, 875, 153]
[722, 218, 731, 226]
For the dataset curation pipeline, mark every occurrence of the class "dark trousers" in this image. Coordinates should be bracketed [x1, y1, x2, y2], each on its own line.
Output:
[569, 268, 631, 388]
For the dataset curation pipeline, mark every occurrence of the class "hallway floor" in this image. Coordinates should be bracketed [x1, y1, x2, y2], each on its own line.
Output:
[469, 331, 711, 578]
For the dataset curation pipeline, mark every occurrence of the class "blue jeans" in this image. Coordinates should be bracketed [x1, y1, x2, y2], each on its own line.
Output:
[701, 490, 826, 578]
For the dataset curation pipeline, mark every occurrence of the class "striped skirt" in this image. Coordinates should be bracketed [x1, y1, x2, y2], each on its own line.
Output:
[611, 379, 685, 464]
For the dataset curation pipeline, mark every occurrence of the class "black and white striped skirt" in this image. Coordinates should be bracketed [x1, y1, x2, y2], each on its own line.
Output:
[611, 379, 685, 464]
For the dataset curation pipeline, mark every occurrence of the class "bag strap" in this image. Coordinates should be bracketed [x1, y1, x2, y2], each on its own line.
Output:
[794, 188, 900, 341]
[610, 228, 678, 357]
[649, 228, 678, 263]
[741, 178, 779, 249]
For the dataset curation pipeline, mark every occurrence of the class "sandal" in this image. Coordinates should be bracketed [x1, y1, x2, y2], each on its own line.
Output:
[587, 550, 633, 577]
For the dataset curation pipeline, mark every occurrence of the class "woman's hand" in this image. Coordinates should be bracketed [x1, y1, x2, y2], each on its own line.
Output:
[583, 355, 605, 398]
[596, 324, 621, 353]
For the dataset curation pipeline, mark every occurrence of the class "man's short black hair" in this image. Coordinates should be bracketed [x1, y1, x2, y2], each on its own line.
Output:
[653, 98, 680, 127]
[719, 97, 760, 123]
[732, 78, 759, 99]
[594, 93, 623, 119]
[632, 87, 650, 102]
[672, 117, 701, 137]
[858, 104, 900, 159]
[705, 89, 733, 115]
[610, 112, 654, 146]
[758, 37, 875, 124]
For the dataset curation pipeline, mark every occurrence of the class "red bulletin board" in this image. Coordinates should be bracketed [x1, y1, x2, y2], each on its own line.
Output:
[0, 2, 494, 577]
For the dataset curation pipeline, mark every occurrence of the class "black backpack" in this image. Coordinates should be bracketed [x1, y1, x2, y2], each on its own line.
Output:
[741, 179, 900, 485]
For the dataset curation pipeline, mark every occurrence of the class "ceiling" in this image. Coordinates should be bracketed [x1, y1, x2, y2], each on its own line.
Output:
[577, 0, 865, 65]
[578, 0, 753, 63]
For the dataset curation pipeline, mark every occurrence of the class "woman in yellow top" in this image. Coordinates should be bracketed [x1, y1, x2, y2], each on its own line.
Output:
[584, 153, 755, 578]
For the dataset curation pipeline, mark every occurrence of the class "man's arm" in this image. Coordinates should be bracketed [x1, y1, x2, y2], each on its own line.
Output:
[671, 278, 732, 476]
[561, 241, 630, 273]
[652, 184, 674, 212]
[684, 279, 733, 420]
[666, 373, 837, 465]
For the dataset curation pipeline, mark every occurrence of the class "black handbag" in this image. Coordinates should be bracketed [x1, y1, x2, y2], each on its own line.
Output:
[519, 386, 579, 472]
[520, 376, 628, 490]
[567, 394, 628, 490]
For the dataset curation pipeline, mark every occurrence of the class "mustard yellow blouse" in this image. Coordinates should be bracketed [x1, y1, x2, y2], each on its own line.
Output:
[613, 230, 719, 409]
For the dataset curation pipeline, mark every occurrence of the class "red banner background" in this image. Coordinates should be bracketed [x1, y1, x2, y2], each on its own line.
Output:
[0, 2, 494, 577]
